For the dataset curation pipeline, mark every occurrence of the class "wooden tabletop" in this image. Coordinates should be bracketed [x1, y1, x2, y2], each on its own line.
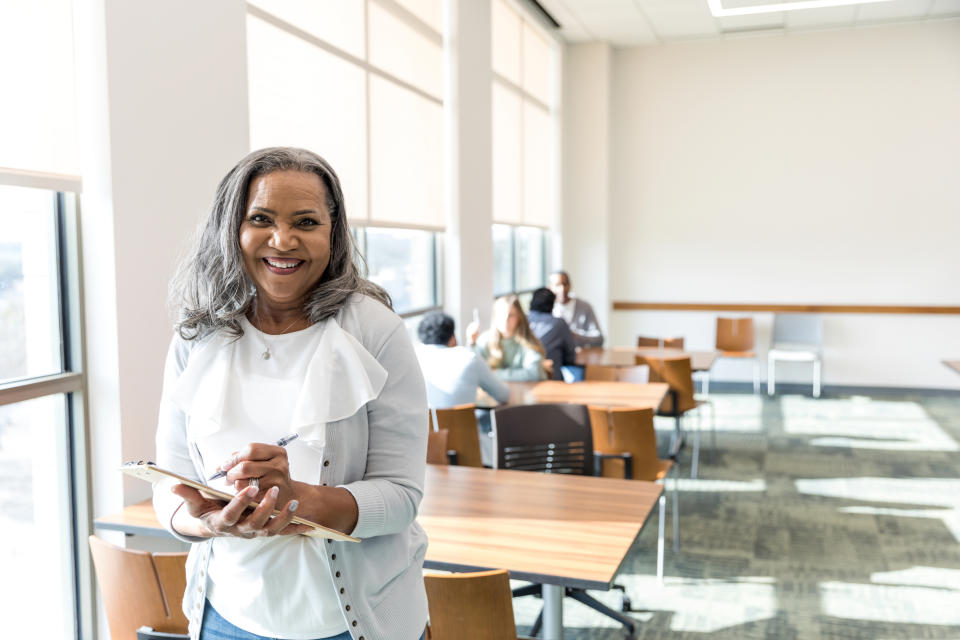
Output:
[576, 347, 719, 372]
[527, 380, 669, 410]
[944, 360, 960, 376]
[96, 466, 661, 591]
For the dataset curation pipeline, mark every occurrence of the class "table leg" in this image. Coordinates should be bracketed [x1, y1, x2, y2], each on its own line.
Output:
[542, 583, 564, 639]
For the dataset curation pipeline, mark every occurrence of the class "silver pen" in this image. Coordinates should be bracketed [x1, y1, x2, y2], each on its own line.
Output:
[206, 433, 300, 482]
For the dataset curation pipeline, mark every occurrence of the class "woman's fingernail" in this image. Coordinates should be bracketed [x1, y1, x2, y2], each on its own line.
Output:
[289, 500, 299, 513]
[270, 486, 279, 498]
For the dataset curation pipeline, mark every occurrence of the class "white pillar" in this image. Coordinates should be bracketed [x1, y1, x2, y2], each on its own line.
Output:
[444, 0, 494, 339]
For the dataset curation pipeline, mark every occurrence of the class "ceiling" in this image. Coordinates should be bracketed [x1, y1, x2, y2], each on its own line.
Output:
[536, 0, 960, 46]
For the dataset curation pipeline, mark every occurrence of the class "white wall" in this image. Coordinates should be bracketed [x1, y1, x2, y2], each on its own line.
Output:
[596, 20, 960, 389]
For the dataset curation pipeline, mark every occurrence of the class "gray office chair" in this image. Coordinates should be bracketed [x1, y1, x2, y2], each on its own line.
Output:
[492, 404, 638, 637]
[767, 313, 824, 398]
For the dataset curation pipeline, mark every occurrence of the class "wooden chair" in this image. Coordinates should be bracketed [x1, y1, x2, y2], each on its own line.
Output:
[425, 569, 534, 640]
[588, 406, 679, 582]
[714, 317, 759, 394]
[637, 335, 685, 349]
[88, 536, 189, 640]
[427, 428, 453, 465]
[584, 364, 649, 383]
[637, 355, 714, 478]
[491, 404, 637, 636]
[428, 404, 484, 467]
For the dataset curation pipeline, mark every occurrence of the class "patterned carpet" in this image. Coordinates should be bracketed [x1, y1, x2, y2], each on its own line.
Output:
[512, 391, 960, 639]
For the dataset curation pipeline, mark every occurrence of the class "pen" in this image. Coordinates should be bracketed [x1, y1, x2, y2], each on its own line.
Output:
[206, 433, 300, 482]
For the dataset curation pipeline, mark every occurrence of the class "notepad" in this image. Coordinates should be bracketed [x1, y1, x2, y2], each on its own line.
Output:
[120, 461, 359, 543]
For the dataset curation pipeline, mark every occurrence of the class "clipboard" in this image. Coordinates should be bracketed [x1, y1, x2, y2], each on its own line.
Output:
[121, 461, 359, 543]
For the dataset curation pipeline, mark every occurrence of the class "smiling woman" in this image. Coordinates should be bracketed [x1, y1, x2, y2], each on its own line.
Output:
[157, 147, 429, 640]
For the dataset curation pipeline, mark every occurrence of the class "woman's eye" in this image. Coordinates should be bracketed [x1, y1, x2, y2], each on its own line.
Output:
[249, 213, 271, 224]
[298, 218, 320, 227]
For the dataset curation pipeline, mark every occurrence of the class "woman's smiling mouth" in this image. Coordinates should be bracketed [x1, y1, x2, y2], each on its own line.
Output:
[263, 257, 305, 274]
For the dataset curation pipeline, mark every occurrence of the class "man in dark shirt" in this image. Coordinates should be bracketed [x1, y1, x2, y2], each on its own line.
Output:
[527, 287, 576, 381]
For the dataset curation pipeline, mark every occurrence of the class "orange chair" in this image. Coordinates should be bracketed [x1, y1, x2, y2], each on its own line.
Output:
[714, 317, 759, 394]
[428, 404, 484, 467]
[88, 536, 189, 640]
[588, 406, 679, 581]
[638, 355, 714, 478]
[427, 428, 452, 465]
[637, 335, 684, 349]
[425, 569, 533, 640]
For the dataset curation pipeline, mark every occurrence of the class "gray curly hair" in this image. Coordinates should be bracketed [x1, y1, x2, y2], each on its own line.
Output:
[171, 147, 391, 340]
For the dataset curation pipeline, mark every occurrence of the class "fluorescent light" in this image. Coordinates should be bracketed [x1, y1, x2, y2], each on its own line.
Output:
[707, 0, 895, 18]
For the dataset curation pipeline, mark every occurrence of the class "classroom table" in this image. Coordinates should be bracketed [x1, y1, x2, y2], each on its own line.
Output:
[478, 380, 669, 410]
[576, 347, 719, 372]
[96, 465, 662, 640]
[944, 360, 960, 376]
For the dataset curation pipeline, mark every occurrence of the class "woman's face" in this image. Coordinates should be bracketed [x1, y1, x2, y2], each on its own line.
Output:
[495, 301, 520, 337]
[240, 170, 332, 311]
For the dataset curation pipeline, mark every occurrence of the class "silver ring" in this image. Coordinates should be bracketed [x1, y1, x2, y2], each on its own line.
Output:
[249, 477, 260, 491]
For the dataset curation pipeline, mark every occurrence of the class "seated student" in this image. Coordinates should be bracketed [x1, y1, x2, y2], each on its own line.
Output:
[549, 270, 604, 348]
[468, 296, 546, 382]
[527, 287, 577, 381]
[415, 312, 510, 408]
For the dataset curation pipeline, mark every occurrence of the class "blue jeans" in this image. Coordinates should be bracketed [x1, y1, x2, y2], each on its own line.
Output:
[199, 601, 426, 640]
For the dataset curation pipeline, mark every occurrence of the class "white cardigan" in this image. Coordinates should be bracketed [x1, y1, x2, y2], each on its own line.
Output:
[153, 294, 429, 640]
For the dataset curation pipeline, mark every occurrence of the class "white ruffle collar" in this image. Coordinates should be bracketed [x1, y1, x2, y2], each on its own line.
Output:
[169, 318, 387, 446]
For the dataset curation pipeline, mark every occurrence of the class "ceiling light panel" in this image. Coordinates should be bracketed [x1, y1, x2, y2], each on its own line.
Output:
[708, 0, 896, 17]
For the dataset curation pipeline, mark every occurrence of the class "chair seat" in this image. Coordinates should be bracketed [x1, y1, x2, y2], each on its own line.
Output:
[769, 348, 820, 362]
[719, 350, 755, 359]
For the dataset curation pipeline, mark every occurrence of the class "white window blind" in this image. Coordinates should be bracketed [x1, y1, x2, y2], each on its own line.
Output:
[246, 0, 444, 229]
[0, 0, 78, 177]
[490, 0, 557, 229]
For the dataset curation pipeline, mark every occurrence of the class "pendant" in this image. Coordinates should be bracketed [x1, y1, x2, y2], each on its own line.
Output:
[261, 350, 271, 360]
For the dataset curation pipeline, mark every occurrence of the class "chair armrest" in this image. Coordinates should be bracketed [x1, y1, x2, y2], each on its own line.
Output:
[594, 452, 633, 480]
[136, 628, 189, 640]
[446, 450, 459, 465]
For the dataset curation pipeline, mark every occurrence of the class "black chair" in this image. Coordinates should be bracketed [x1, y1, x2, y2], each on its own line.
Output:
[492, 403, 638, 637]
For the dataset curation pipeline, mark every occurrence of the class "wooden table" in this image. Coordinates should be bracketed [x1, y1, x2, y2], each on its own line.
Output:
[96, 465, 661, 640]
[478, 380, 669, 410]
[944, 360, 960, 376]
[577, 347, 719, 372]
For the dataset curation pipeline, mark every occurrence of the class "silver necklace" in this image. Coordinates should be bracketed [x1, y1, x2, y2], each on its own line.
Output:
[252, 313, 303, 360]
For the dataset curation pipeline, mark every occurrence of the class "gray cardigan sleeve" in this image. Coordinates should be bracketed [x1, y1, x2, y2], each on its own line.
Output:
[341, 323, 428, 539]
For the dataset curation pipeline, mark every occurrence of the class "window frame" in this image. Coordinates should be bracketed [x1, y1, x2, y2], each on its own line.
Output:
[492, 222, 548, 298]
[0, 169, 93, 640]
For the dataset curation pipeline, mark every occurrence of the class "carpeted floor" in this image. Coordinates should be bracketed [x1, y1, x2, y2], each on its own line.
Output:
[512, 391, 960, 639]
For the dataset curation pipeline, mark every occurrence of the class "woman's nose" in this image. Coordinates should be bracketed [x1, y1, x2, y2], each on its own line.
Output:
[269, 225, 299, 251]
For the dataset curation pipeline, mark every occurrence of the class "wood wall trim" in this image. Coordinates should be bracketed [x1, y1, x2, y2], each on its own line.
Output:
[612, 302, 960, 315]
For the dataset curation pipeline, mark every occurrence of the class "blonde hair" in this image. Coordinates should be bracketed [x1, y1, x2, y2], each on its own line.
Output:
[482, 295, 545, 369]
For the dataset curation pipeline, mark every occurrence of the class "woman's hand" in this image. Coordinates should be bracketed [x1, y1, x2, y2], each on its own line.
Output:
[171, 483, 308, 538]
[465, 321, 480, 347]
[217, 443, 298, 506]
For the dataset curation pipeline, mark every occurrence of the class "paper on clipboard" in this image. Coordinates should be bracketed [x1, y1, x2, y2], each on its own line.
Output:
[120, 461, 359, 543]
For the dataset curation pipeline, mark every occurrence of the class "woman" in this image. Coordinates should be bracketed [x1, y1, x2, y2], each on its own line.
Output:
[468, 295, 546, 382]
[153, 147, 428, 640]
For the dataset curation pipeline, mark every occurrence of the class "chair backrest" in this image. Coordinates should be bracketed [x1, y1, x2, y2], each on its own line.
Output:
[426, 428, 450, 465]
[88, 536, 189, 640]
[771, 313, 823, 348]
[640, 355, 696, 415]
[584, 364, 649, 383]
[637, 335, 685, 349]
[424, 569, 517, 640]
[716, 317, 755, 352]
[492, 403, 594, 475]
[429, 404, 483, 467]
[587, 406, 661, 481]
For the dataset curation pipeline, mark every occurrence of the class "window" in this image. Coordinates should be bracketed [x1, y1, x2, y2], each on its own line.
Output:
[247, 0, 445, 327]
[492, 223, 549, 297]
[0, 183, 85, 640]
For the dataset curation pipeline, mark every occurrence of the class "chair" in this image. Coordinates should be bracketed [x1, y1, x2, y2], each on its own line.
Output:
[637, 335, 684, 349]
[713, 317, 760, 394]
[428, 404, 484, 467]
[88, 536, 189, 640]
[767, 313, 824, 398]
[427, 428, 453, 465]
[584, 364, 649, 383]
[492, 404, 638, 636]
[424, 569, 534, 640]
[638, 355, 714, 478]
[588, 406, 679, 582]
